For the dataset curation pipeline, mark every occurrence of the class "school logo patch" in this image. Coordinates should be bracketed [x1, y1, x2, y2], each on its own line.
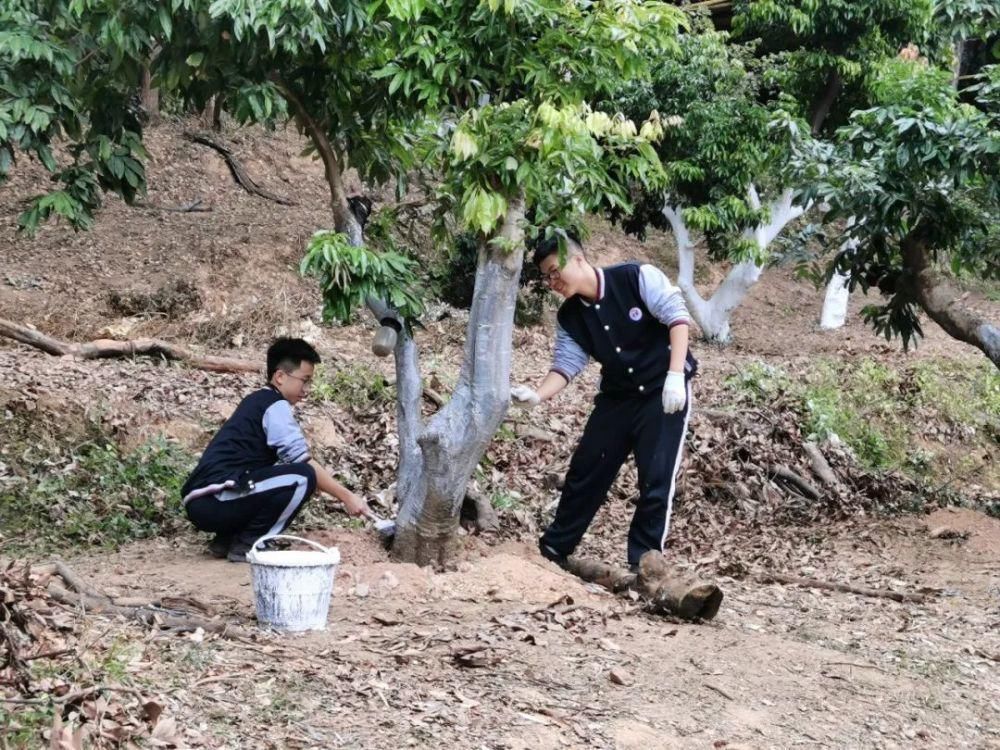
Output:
[629, 307, 643, 321]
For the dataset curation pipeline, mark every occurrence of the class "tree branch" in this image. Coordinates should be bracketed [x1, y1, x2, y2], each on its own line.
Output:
[184, 132, 295, 206]
[273, 78, 360, 242]
[661, 202, 707, 309]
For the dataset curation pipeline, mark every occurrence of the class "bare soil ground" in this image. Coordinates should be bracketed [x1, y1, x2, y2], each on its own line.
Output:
[2, 121, 998, 749]
[43, 508, 1000, 749]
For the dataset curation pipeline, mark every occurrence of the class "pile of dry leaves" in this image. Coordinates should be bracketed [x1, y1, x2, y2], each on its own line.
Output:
[0, 561, 199, 748]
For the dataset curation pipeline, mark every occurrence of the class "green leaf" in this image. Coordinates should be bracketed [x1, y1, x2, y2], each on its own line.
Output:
[158, 6, 173, 39]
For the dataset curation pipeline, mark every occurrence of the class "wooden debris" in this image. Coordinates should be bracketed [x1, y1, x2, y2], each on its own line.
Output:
[803, 442, 839, 486]
[929, 526, 967, 540]
[563, 552, 724, 621]
[0, 318, 260, 374]
[768, 464, 821, 501]
[638, 551, 724, 621]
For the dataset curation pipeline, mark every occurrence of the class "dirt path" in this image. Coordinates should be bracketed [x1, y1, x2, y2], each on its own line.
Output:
[61, 510, 1000, 749]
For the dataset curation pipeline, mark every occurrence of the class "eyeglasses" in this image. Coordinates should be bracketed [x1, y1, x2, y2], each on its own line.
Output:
[284, 372, 312, 386]
[541, 267, 562, 286]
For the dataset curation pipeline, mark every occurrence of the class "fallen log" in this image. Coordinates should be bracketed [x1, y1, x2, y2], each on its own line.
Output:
[757, 573, 929, 604]
[0, 318, 259, 374]
[638, 552, 725, 621]
[38, 561, 253, 638]
[563, 552, 723, 621]
[185, 132, 295, 206]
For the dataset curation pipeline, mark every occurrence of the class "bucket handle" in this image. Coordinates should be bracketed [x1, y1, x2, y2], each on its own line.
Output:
[248, 534, 333, 560]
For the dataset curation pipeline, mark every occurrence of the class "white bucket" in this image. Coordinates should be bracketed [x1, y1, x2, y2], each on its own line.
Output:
[247, 535, 340, 632]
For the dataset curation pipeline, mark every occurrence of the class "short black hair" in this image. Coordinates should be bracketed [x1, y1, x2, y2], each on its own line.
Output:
[531, 228, 583, 267]
[267, 337, 321, 381]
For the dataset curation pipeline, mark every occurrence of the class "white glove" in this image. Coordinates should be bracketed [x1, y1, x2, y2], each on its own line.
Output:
[511, 385, 541, 408]
[661, 371, 686, 414]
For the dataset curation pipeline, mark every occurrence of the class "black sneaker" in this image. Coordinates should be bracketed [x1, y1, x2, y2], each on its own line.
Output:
[539, 541, 570, 570]
[226, 541, 252, 563]
[208, 534, 233, 559]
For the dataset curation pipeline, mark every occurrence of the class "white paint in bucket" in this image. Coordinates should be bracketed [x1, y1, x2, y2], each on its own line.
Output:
[247, 535, 339, 632]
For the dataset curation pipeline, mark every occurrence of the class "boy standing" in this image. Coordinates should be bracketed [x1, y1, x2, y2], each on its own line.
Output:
[182, 337, 368, 562]
[512, 233, 697, 572]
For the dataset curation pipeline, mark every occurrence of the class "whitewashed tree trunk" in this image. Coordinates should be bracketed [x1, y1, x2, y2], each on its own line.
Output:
[820, 271, 851, 329]
[369, 199, 527, 566]
[663, 186, 804, 344]
[819, 216, 858, 330]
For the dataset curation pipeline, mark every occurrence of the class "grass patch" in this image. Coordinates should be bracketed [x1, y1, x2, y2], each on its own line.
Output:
[0, 416, 195, 553]
[724, 356, 1000, 482]
[491, 490, 523, 512]
[309, 362, 392, 410]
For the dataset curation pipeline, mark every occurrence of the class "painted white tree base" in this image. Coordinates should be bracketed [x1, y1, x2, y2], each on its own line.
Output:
[820, 271, 851, 329]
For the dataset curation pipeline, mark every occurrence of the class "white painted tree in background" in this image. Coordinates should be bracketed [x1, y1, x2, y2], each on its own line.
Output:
[663, 187, 804, 343]
[615, 2, 940, 342]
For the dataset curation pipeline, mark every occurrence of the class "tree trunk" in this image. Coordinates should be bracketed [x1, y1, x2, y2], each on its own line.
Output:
[212, 94, 224, 132]
[391, 200, 526, 566]
[820, 271, 851, 329]
[901, 231, 1000, 368]
[140, 66, 159, 121]
[279, 76, 526, 565]
[952, 40, 967, 89]
[810, 70, 842, 136]
[276, 80, 361, 243]
[819, 218, 858, 330]
[664, 187, 804, 344]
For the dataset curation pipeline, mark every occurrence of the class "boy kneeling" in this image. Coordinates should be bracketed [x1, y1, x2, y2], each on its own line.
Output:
[181, 337, 367, 562]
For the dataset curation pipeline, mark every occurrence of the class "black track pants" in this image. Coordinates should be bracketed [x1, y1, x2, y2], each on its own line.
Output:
[185, 463, 317, 546]
[540, 383, 691, 566]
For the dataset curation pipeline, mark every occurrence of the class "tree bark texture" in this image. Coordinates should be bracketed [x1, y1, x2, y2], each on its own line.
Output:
[901, 231, 1000, 368]
[391, 200, 527, 566]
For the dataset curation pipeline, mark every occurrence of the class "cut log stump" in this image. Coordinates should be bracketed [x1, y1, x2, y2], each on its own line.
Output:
[563, 551, 723, 622]
[638, 551, 724, 621]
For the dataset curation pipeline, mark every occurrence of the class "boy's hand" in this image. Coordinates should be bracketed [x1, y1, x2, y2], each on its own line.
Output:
[662, 371, 687, 414]
[511, 384, 541, 408]
[340, 491, 369, 517]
